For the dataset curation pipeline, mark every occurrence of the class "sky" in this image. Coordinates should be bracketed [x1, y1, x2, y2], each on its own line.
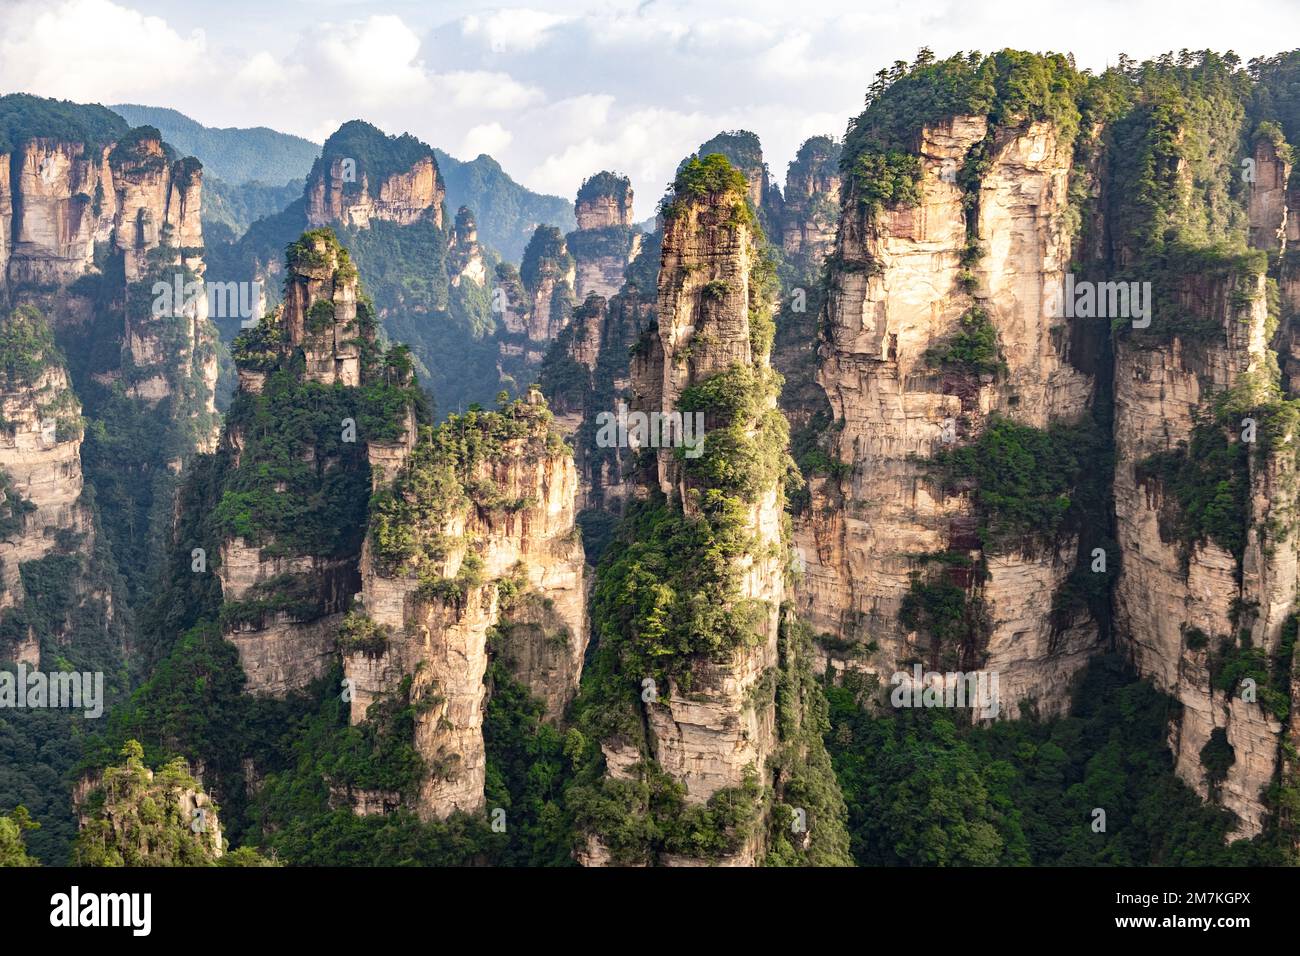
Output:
[2, 0, 1300, 219]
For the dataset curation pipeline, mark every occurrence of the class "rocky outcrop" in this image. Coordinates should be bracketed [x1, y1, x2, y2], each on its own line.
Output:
[1113, 249, 1293, 838]
[496, 226, 576, 389]
[344, 389, 586, 819]
[0, 112, 219, 472]
[517, 225, 575, 343]
[579, 159, 791, 866]
[689, 130, 783, 230]
[568, 172, 640, 300]
[306, 147, 443, 230]
[800, 115, 1098, 715]
[0, 306, 95, 631]
[449, 206, 487, 287]
[539, 232, 660, 550]
[1248, 133, 1291, 253]
[280, 234, 364, 387]
[575, 172, 634, 230]
[781, 136, 841, 260]
[218, 230, 378, 695]
[2, 128, 204, 291]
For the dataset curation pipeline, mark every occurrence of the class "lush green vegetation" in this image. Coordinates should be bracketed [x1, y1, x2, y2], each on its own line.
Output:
[537, 298, 599, 413]
[75, 740, 274, 865]
[368, 395, 566, 576]
[107, 125, 168, 172]
[212, 374, 373, 557]
[0, 807, 40, 866]
[576, 171, 632, 207]
[1104, 53, 1252, 260]
[565, 225, 638, 260]
[899, 569, 989, 671]
[842, 50, 1083, 221]
[201, 176, 305, 243]
[929, 416, 1106, 552]
[0, 304, 133, 868]
[0, 93, 128, 152]
[692, 130, 764, 174]
[75, 740, 223, 866]
[1136, 414, 1250, 562]
[58, 243, 219, 603]
[661, 154, 753, 224]
[826, 656, 1292, 865]
[315, 120, 435, 195]
[0, 498, 130, 866]
[0, 305, 65, 387]
[924, 306, 1007, 377]
[218, 231, 430, 557]
[520, 225, 573, 292]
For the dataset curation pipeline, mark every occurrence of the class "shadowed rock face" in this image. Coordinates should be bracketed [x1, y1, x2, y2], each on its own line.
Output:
[1113, 267, 1288, 839]
[0, 117, 217, 674]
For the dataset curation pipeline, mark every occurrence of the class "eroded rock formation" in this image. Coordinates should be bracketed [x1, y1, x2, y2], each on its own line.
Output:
[345, 389, 586, 819]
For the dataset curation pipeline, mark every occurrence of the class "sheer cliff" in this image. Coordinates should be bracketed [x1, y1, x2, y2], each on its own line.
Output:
[568, 155, 849, 866]
[799, 49, 1300, 850]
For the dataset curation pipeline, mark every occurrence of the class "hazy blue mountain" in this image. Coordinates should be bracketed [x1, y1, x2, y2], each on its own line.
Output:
[433, 149, 574, 261]
[202, 176, 305, 244]
[110, 104, 319, 185]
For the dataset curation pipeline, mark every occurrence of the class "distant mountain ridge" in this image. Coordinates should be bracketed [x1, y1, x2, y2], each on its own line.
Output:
[111, 104, 319, 185]
[111, 105, 574, 261]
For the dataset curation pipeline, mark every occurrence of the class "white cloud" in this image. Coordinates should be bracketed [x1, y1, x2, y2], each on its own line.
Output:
[0, 0, 208, 102]
[302, 15, 429, 104]
[461, 8, 569, 53]
[438, 70, 544, 110]
[461, 121, 513, 157]
[8, 0, 1300, 226]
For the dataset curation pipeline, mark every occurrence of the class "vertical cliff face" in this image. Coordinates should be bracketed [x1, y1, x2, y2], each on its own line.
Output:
[0, 305, 95, 626]
[781, 136, 842, 260]
[1107, 104, 1300, 837]
[5, 138, 104, 289]
[2, 125, 204, 291]
[0, 103, 219, 605]
[107, 130, 204, 282]
[647, 179, 783, 830]
[1248, 132, 1292, 254]
[802, 103, 1099, 715]
[0, 301, 129, 863]
[1112, 262, 1286, 837]
[496, 225, 577, 389]
[539, 231, 661, 547]
[518, 225, 576, 342]
[218, 230, 381, 695]
[775, 135, 842, 456]
[568, 172, 641, 300]
[346, 389, 586, 819]
[571, 155, 848, 867]
[449, 206, 487, 288]
[305, 125, 444, 229]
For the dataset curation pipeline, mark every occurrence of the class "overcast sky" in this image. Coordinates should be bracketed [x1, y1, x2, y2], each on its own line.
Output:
[3, 0, 1300, 218]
